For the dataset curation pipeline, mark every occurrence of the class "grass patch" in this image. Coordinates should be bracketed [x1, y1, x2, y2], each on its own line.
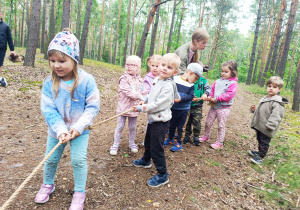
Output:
[207, 159, 223, 167]
[188, 196, 199, 204]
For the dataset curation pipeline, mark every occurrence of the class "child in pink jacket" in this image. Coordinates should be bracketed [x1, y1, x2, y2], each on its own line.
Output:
[144, 55, 162, 93]
[110, 55, 148, 155]
[199, 60, 238, 149]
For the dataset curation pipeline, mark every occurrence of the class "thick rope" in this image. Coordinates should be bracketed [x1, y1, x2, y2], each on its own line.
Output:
[0, 108, 134, 210]
[0, 141, 62, 210]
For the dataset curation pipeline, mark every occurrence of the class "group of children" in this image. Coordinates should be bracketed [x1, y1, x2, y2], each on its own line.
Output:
[33, 28, 288, 209]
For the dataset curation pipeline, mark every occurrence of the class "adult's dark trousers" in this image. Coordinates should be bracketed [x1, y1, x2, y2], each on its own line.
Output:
[168, 108, 189, 143]
[143, 121, 170, 175]
[256, 130, 271, 158]
[0, 49, 6, 66]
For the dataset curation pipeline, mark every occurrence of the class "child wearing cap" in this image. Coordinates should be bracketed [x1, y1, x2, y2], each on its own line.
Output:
[163, 63, 202, 152]
[35, 28, 100, 210]
[182, 63, 211, 145]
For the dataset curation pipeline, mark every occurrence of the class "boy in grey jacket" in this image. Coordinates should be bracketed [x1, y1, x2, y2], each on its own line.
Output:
[132, 53, 181, 187]
[249, 76, 289, 164]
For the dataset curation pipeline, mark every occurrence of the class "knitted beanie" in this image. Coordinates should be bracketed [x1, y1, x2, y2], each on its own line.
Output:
[48, 31, 80, 63]
[187, 63, 203, 77]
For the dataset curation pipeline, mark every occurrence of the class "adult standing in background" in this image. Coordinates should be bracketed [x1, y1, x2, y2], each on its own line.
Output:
[175, 28, 209, 75]
[0, 10, 16, 87]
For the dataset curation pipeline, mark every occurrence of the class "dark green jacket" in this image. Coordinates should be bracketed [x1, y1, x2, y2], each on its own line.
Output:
[192, 77, 211, 106]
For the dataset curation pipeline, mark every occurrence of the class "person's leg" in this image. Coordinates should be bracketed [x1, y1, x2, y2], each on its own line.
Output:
[43, 136, 67, 185]
[70, 134, 89, 192]
[150, 121, 170, 174]
[202, 108, 217, 138]
[176, 109, 189, 144]
[167, 109, 178, 140]
[257, 131, 271, 158]
[192, 106, 203, 137]
[215, 109, 231, 143]
[0, 50, 8, 87]
[111, 116, 127, 153]
[184, 111, 193, 138]
[128, 117, 138, 151]
[142, 123, 152, 162]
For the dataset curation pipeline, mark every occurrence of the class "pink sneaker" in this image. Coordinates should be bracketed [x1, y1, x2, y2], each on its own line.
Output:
[199, 135, 209, 142]
[211, 141, 223, 150]
[69, 192, 86, 210]
[34, 184, 55, 203]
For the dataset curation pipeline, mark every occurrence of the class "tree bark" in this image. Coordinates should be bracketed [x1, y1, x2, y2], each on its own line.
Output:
[20, 0, 26, 47]
[130, 0, 137, 55]
[246, 0, 263, 85]
[41, 0, 46, 53]
[24, 0, 41, 67]
[149, 4, 160, 58]
[113, 0, 122, 65]
[122, 0, 132, 66]
[277, 0, 299, 79]
[61, 0, 70, 29]
[43, 0, 50, 59]
[269, 0, 286, 75]
[285, 23, 300, 88]
[49, 0, 55, 41]
[136, 0, 170, 63]
[199, 0, 205, 28]
[97, 0, 106, 61]
[176, 0, 185, 43]
[166, 0, 176, 53]
[292, 57, 300, 111]
[79, 0, 93, 65]
[75, 0, 81, 39]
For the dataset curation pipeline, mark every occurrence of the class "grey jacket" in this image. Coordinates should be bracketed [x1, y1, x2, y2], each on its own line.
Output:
[175, 42, 191, 75]
[251, 95, 289, 138]
[138, 78, 179, 123]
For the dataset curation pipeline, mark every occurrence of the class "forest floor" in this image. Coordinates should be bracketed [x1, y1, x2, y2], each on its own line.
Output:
[0, 49, 299, 209]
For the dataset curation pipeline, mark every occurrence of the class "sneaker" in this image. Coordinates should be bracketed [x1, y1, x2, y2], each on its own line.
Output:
[163, 138, 174, 146]
[133, 158, 152, 168]
[248, 150, 259, 157]
[193, 136, 200, 146]
[170, 142, 182, 152]
[147, 173, 169, 187]
[110, 145, 118, 156]
[69, 191, 86, 210]
[0, 77, 8, 87]
[130, 144, 138, 153]
[199, 135, 209, 142]
[251, 155, 264, 164]
[34, 184, 55, 204]
[182, 136, 190, 144]
[210, 141, 223, 150]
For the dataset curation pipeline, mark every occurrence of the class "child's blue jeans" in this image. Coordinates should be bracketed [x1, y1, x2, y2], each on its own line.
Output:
[43, 134, 89, 192]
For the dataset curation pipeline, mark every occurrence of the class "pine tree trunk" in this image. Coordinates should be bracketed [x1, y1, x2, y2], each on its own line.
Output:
[161, 2, 170, 55]
[122, 0, 132, 66]
[79, 0, 93, 65]
[20, 0, 26, 47]
[269, 0, 286, 75]
[176, 0, 185, 43]
[43, 0, 50, 59]
[49, 0, 55, 41]
[285, 23, 300, 88]
[113, 0, 122, 65]
[166, 0, 176, 53]
[97, 0, 105, 61]
[133, 13, 141, 54]
[75, 0, 81, 39]
[41, 0, 46, 53]
[24, 0, 41, 67]
[149, 4, 160, 58]
[292, 57, 300, 111]
[61, 0, 70, 29]
[246, 0, 263, 85]
[257, 7, 273, 85]
[109, 26, 113, 63]
[130, 0, 137, 55]
[14, 0, 17, 46]
[136, 0, 170, 63]
[278, 0, 299, 79]
[199, 0, 205, 28]
[205, 1, 212, 30]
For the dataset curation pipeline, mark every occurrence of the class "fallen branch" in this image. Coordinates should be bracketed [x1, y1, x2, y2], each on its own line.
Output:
[247, 184, 262, 190]
[296, 193, 299, 208]
[271, 171, 275, 182]
[180, 194, 185, 204]
[220, 197, 228, 205]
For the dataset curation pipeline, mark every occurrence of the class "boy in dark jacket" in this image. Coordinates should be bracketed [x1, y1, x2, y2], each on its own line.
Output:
[182, 64, 211, 145]
[0, 10, 15, 87]
[249, 76, 289, 164]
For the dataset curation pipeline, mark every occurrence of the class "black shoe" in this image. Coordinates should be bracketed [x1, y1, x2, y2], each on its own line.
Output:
[248, 150, 259, 157]
[193, 136, 200, 146]
[250, 155, 263, 164]
[183, 136, 190, 144]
